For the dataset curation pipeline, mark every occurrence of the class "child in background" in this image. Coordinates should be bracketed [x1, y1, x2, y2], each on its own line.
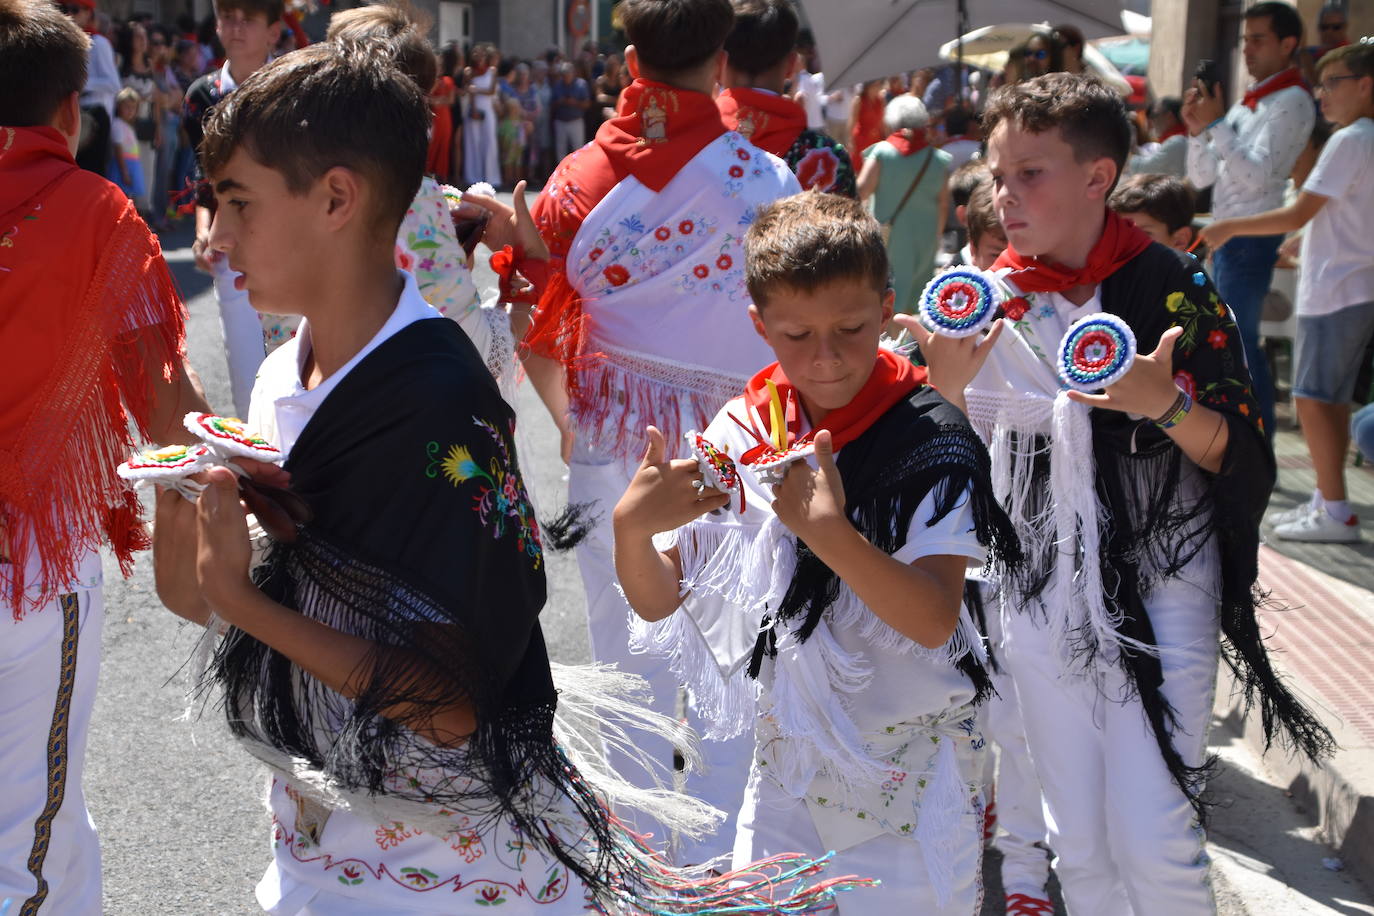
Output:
[109, 87, 146, 200]
[498, 92, 523, 189]
[965, 181, 1008, 269]
[1111, 173, 1198, 251]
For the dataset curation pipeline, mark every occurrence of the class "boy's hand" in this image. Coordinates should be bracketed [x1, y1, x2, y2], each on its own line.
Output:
[771, 430, 848, 546]
[893, 315, 1004, 404]
[153, 484, 210, 621]
[195, 466, 255, 615]
[1067, 325, 1184, 418]
[464, 181, 551, 261]
[1198, 218, 1235, 251]
[1182, 81, 1226, 135]
[613, 426, 728, 537]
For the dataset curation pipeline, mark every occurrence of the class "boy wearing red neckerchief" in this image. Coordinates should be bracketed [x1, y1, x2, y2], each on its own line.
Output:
[614, 192, 1018, 914]
[715, 0, 855, 197]
[1, 1, 207, 909]
[904, 73, 1330, 915]
[525, 0, 799, 862]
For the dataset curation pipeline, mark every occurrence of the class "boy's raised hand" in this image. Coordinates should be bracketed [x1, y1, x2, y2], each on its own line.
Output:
[892, 315, 1005, 409]
[1067, 325, 1184, 417]
[771, 429, 848, 544]
[613, 426, 729, 537]
[464, 180, 551, 261]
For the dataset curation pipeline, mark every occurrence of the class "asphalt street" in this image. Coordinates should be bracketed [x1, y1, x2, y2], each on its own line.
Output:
[83, 217, 1372, 915]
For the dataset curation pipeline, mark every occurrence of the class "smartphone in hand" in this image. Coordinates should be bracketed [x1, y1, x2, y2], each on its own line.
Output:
[1194, 59, 1222, 93]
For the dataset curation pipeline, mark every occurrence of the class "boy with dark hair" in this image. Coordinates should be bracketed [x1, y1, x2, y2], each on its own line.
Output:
[1, 0, 206, 909]
[944, 159, 989, 261]
[1201, 42, 1374, 544]
[1127, 97, 1188, 178]
[906, 72, 1331, 915]
[964, 180, 1008, 269]
[614, 190, 1016, 913]
[157, 44, 857, 916]
[715, 0, 855, 196]
[1110, 172, 1197, 250]
[526, 0, 799, 863]
[183, 0, 284, 417]
[1184, 0, 1315, 439]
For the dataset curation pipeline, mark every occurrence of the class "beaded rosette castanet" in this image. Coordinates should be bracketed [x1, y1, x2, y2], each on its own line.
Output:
[685, 430, 745, 514]
[1056, 313, 1137, 392]
[919, 268, 1003, 338]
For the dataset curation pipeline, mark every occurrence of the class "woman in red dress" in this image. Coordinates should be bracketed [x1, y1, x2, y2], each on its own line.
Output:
[849, 80, 886, 161]
[426, 66, 457, 180]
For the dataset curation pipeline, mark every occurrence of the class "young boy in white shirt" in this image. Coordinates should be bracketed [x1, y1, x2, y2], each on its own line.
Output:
[1202, 42, 1374, 544]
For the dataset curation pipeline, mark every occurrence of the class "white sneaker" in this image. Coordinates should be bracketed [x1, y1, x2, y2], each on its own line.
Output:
[1267, 496, 1319, 528]
[1273, 508, 1361, 543]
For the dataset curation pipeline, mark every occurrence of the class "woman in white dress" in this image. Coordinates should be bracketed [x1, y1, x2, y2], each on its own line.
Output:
[463, 43, 502, 187]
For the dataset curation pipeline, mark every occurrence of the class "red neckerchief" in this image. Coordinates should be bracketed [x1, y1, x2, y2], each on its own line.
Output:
[0, 127, 185, 617]
[1158, 125, 1186, 142]
[716, 87, 806, 157]
[737, 350, 926, 464]
[1242, 67, 1309, 110]
[593, 78, 728, 192]
[993, 210, 1153, 295]
[885, 130, 930, 157]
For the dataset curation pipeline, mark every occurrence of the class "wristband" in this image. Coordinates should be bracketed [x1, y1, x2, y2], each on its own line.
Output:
[1152, 388, 1193, 429]
[1206, 116, 1226, 133]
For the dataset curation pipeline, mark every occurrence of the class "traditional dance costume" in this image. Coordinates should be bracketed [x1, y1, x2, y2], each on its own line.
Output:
[716, 88, 856, 197]
[964, 213, 1332, 914]
[529, 78, 799, 860]
[634, 352, 1021, 914]
[1, 126, 185, 915]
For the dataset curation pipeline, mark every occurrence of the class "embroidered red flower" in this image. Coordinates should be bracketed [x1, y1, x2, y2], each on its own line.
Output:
[729, 165, 745, 178]
[795, 148, 839, 192]
[737, 147, 751, 162]
[395, 247, 415, 272]
[603, 264, 630, 286]
[679, 219, 695, 235]
[1207, 328, 1228, 349]
[655, 226, 671, 241]
[1003, 296, 1030, 321]
[693, 264, 710, 278]
[589, 247, 603, 261]
[1173, 370, 1196, 399]
[716, 254, 733, 270]
[1239, 403, 1251, 416]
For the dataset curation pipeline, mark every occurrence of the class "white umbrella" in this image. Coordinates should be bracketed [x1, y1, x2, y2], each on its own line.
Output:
[936, 23, 1135, 95]
[798, 0, 1126, 89]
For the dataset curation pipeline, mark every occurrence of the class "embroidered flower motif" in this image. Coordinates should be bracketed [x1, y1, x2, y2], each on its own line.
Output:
[729, 165, 745, 178]
[1207, 328, 1228, 349]
[1003, 296, 1030, 321]
[338, 864, 366, 886]
[400, 866, 439, 887]
[476, 885, 507, 906]
[1193, 271, 1207, 286]
[693, 264, 710, 279]
[795, 147, 839, 192]
[1173, 370, 1197, 399]
[589, 247, 603, 261]
[451, 830, 485, 863]
[1165, 291, 1186, 313]
[679, 219, 695, 235]
[603, 264, 630, 286]
[716, 254, 733, 271]
[654, 226, 671, 241]
[395, 248, 415, 272]
[1239, 403, 1251, 416]
[737, 147, 752, 162]
[619, 214, 645, 234]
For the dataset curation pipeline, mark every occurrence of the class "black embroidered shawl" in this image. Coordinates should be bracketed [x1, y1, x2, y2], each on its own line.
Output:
[209, 318, 618, 894]
[750, 382, 1022, 703]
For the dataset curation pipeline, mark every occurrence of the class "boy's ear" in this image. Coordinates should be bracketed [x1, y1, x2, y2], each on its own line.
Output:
[748, 303, 769, 342]
[784, 50, 802, 83]
[1170, 224, 1194, 252]
[624, 46, 641, 80]
[319, 165, 364, 230]
[51, 91, 82, 156]
[880, 287, 895, 328]
[955, 203, 968, 228]
[268, 18, 283, 43]
[1085, 156, 1118, 201]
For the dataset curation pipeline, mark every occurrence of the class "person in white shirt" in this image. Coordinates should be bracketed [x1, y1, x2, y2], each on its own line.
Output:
[1201, 43, 1374, 544]
[62, 0, 121, 175]
[1184, 0, 1315, 439]
[793, 30, 826, 131]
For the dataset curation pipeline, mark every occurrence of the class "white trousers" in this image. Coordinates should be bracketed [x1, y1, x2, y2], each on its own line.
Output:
[1, 590, 104, 916]
[553, 120, 586, 162]
[1001, 568, 1220, 916]
[732, 764, 984, 915]
[212, 256, 266, 419]
[568, 457, 752, 865]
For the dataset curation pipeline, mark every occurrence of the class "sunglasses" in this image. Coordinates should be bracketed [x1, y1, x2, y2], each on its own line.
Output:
[1318, 74, 1359, 91]
[1022, 49, 1049, 61]
[1320, 23, 1346, 31]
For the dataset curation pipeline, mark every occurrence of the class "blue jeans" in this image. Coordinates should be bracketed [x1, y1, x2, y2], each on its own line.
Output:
[1210, 234, 1282, 439]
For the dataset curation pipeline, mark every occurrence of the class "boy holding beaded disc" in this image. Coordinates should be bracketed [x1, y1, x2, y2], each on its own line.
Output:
[901, 72, 1330, 916]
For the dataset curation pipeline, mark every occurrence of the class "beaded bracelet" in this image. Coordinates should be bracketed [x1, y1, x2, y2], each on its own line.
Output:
[1153, 388, 1194, 429]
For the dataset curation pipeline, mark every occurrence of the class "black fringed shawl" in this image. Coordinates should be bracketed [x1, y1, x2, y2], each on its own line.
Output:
[209, 318, 619, 896]
[749, 382, 1022, 703]
[1079, 244, 1332, 817]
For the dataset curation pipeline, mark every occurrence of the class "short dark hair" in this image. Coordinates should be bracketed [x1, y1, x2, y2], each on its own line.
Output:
[1318, 42, 1374, 101]
[201, 43, 428, 234]
[1152, 96, 1182, 122]
[1244, 2, 1304, 52]
[982, 72, 1133, 193]
[620, 0, 733, 78]
[215, 0, 284, 26]
[0, 0, 88, 126]
[944, 105, 974, 138]
[326, 1, 436, 95]
[746, 191, 888, 306]
[966, 181, 1004, 246]
[949, 159, 989, 209]
[1109, 173, 1196, 234]
[723, 0, 797, 77]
